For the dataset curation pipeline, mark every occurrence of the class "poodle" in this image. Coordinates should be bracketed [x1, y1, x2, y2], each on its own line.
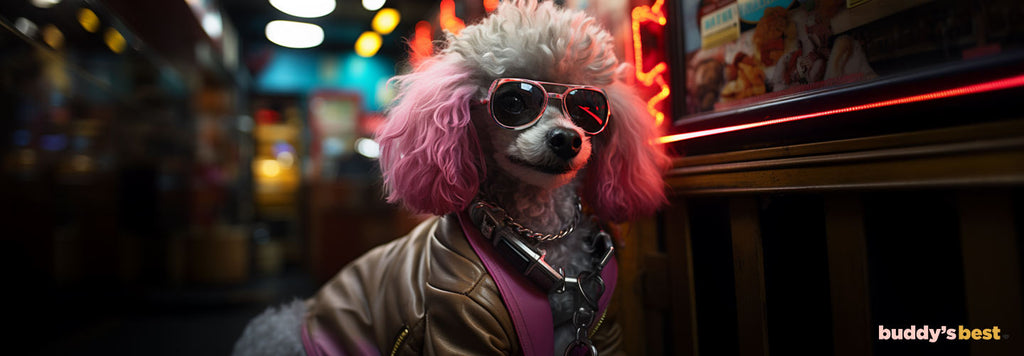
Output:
[234, 1, 669, 355]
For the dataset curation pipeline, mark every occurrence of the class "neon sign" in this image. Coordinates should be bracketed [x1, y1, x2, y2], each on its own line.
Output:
[632, 0, 670, 126]
[439, 0, 465, 35]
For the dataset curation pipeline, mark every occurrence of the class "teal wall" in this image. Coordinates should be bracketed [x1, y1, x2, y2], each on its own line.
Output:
[255, 49, 395, 112]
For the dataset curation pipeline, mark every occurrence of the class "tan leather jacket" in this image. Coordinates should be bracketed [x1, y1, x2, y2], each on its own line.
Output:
[302, 214, 623, 355]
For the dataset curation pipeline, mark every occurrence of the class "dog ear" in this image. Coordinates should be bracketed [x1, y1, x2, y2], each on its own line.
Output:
[376, 56, 484, 215]
[583, 81, 671, 222]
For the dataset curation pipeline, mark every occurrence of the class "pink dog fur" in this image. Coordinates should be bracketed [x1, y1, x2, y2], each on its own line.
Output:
[376, 56, 485, 216]
[585, 81, 671, 221]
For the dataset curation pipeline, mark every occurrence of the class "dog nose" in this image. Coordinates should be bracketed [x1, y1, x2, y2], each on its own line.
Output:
[546, 128, 582, 160]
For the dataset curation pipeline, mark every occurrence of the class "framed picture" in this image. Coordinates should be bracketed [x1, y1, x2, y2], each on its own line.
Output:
[666, 0, 1024, 150]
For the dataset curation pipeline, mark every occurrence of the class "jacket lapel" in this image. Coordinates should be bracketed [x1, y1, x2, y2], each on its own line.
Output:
[457, 212, 617, 356]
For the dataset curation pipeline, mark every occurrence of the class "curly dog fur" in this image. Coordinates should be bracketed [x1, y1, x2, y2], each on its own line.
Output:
[234, 1, 668, 354]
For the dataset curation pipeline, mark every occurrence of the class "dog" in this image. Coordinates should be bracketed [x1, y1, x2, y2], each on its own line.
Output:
[233, 1, 668, 355]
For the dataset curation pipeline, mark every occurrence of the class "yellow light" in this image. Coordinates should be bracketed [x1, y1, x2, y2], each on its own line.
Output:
[77, 8, 100, 33]
[71, 154, 92, 172]
[104, 27, 126, 53]
[372, 8, 400, 35]
[276, 151, 295, 168]
[355, 31, 382, 57]
[41, 24, 64, 49]
[260, 159, 281, 178]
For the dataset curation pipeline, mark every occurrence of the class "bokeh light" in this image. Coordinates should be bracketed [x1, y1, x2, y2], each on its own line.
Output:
[354, 31, 381, 57]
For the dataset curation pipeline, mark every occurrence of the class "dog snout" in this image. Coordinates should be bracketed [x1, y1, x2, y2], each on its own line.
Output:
[546, 128, 582, 160]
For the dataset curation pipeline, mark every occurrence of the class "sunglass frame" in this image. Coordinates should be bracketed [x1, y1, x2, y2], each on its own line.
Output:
[480, 78, 611, 135]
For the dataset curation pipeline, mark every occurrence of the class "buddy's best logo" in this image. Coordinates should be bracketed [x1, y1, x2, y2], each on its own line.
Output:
[878, 325, 1004, 343]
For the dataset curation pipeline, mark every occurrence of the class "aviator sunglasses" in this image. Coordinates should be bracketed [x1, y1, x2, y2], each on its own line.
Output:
[479, 78, 611, 135]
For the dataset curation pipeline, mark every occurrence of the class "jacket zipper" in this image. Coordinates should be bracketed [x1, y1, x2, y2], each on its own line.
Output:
[390, 326, 410, 356]
[589, 309, 608, 338]
[387, 311, 605, 355]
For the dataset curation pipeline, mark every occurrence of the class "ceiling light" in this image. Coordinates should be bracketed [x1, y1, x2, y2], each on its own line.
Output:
[356, 138, 380, 159]
[103, 27, 126, 53]
[41, 24, 64, 49]
[202, 12, 222, 38]
[259, 159, 281, 178]
[13, 18, 38, 37]
[77, 8, 100, 33]
[355, 31, 381, 57]
[363, 0, 385, 12]
[269, 0, 336, 18]
[372, 8, 400, 35]
[265, 20, 324, 48]
[31, 0, 61, 9]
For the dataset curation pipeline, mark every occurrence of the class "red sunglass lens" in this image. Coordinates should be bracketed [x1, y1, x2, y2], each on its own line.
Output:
[565, 89, 609, 133]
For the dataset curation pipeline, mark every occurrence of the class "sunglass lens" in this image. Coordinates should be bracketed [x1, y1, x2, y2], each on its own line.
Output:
[565, 89, 609, 133]
[491, 81, 545, 127]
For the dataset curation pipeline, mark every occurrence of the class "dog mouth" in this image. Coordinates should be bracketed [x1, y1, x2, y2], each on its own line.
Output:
[506, 155, 574, 175]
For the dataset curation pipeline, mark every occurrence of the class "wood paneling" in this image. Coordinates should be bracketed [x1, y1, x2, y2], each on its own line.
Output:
[730, 198, 769, 356]
[632, 120, 1024, 356]
[958, 192, 1023, 356]
[664, 203, 700, 356]
[825, 195, 872, 356]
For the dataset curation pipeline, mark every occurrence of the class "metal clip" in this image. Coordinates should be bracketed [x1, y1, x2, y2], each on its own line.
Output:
[480, 213, 497, 240]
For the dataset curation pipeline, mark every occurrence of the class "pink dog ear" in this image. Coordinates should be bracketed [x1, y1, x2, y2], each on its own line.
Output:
[376, 57, 483, 215]
[584, 82, 671, 222]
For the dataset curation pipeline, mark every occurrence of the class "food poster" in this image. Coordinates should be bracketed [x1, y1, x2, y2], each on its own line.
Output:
[682, 0, 1024, 116]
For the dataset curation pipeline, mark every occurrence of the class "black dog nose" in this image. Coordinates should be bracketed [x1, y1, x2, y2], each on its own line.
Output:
[546, 128, 582, 160]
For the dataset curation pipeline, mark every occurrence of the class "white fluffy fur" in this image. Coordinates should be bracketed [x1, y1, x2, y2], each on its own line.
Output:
[232, 299, 306, 356]
[448, 0, 619, 92]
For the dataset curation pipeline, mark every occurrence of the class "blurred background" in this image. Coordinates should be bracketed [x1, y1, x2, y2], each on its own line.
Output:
[0, 0, 652, 355]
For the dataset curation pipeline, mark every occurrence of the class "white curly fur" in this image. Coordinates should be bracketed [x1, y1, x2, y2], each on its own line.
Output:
[232, 300, 305, 356]
[448, 0, 619, 92]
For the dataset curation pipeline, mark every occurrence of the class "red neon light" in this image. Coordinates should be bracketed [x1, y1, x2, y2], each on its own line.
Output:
[439, 0, 465, 35]
[632, 0, 669, 126]
[483, 0, 499, 13]
[658, 74, 1024, 144]
[410, 21, 433, 64]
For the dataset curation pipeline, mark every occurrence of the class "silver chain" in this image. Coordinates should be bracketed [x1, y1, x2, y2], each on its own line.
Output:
[472, 199, 581, 242]
[468, 198, 610, 356]
[560, 270, 603, 356]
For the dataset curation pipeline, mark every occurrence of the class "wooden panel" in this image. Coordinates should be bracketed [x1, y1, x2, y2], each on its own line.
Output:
[618, 216, 660, 355]
[825, 195, 872, 356]
[664, 202, 700, 356]
[730, 198, 769, 356]
[958, 192, 1023, 356]
[667, 138, 1024, 195]
[642, 251, 669, 356]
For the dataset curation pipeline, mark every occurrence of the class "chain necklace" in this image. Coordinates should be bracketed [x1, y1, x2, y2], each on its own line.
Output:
[471, 198, 581, 243]
[468, 197, 611, 356]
